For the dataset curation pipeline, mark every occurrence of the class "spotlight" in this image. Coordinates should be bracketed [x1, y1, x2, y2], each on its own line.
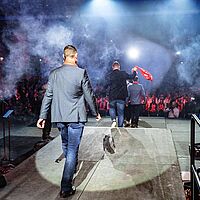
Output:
[88, 0, 118, 17]
[39, 58, 42, 62]
[127, 48, 139, 59]
[93, 0, 102, 3]
[176, 51, 181, 55]
[91, 0, 110, 10]
[0, 57, 4, 61]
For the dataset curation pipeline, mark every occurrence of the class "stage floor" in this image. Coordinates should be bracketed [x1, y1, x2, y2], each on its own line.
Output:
[87, 116, 194, 173]
[0, 116, 193, 173]
[0, 117, 188, 200]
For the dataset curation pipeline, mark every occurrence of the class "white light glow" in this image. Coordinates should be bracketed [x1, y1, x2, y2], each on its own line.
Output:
[94, 0, 104, 4]
[92, 0, 111, 7]
[176, 51, 181, 55]
[127, 48, 140, 59]
[85, 0, 119, 18]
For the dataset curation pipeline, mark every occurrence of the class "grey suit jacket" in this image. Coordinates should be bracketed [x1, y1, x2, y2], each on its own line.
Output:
[39, 64, 98, 122]
[126, 82, 146, 105]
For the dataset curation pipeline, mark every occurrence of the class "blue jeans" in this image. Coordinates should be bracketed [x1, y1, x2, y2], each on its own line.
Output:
[109, 100, 125, 127]
[57, 122, 84, 192]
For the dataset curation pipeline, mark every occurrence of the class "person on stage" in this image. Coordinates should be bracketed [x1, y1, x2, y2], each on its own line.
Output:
[126, 76, 146, 128]
[0, 172, 7, 188]
[108, 61, 137, 127]
[37, 45, 101, 198]
[124, 79, 133, 127]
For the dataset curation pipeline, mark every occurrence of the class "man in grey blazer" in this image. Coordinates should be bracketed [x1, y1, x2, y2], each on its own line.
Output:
[126, 76, 146, 128]
[37, 45, 101, 198]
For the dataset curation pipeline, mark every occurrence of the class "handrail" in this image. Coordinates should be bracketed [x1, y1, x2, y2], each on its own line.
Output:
[192, 165, 200, 190]
[1, 110, 14, 162]
[191, 114, 200, 127]
[190, 114, 200, 199]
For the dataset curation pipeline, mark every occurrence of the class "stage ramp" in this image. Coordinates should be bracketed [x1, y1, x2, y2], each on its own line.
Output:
[1, 127, 185, 200]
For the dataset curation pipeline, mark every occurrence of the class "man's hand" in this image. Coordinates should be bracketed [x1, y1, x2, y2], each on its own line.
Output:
[37, 119, 46, 128]
[96, 113, 101, 121]
[132, 66, 138, 71]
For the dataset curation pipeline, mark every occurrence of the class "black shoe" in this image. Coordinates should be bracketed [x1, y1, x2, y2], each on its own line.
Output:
[124, 123, 130, 127]
[47, 136, 54, 140]
[131, 124, 136, 128]
[42, 135, 54, 142]
[60, 187, 76, 198]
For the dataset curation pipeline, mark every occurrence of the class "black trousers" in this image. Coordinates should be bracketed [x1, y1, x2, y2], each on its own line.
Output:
[124, 104, 131, 122]
[0, 173, 7, 188]
[130, 104, 142, 126]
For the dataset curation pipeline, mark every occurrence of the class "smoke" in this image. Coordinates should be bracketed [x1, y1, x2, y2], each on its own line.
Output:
[176, 35, 200, 90]
[70, 16, 122, 87]
[1, 15, 73, 98]
[156, 0, 200, 93]
[1, 0, 200, 99]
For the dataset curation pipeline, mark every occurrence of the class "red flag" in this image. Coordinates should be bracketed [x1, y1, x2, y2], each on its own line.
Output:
[134, 66, 153, 81]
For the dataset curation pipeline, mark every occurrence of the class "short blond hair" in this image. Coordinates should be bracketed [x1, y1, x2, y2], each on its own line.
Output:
[63, 45, 77, 59]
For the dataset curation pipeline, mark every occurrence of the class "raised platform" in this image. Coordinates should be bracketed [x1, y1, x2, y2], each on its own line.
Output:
[0, 126, 185, 200]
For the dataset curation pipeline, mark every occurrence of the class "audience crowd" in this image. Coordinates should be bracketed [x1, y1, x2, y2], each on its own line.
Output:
[96, 92, 197, 119]
[0, 75, 46, 121]
[0, 76, 198, 121]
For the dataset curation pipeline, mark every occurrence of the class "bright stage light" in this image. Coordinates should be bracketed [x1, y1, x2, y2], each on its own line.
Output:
[91, 0, 113, 11]
[93, 0, 111, 6]
[176, 51, 181, 55]
[93, 0, 105, 4]
[127, 48, 140, 59]
[85, 0, 119, 17]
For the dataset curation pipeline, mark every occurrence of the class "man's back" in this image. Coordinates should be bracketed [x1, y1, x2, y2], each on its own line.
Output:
[109, 70, 130, 101]
[40, 64, 97, 122]
[127, 82, 145, 105]
[37, 44, 100, 199]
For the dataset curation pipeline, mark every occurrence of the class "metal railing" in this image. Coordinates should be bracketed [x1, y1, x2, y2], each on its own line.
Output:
[1, 110, 14, 163]
[190, 114, 200, 199]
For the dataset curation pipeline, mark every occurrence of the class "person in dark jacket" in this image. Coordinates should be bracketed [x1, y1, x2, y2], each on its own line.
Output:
[108, 61, 137, 127]
[126, 76, 146, 128]
[0, 172, 7, 188]
[37, 45, 101, 198]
